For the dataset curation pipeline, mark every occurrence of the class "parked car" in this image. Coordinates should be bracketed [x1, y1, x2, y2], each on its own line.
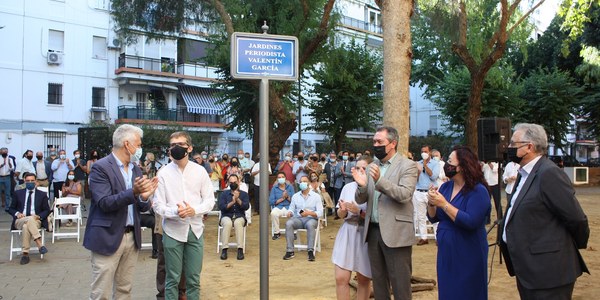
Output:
[548, 155, 583, 168]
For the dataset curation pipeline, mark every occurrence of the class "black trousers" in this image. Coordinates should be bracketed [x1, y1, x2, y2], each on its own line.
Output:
[517, 279, 575, 300]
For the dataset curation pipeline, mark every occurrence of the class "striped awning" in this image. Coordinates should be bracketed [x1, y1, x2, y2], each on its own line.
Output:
[178, 86, 226, 115]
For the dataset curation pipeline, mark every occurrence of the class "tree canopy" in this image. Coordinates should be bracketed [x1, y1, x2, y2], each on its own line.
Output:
[306, 39, 383, 152]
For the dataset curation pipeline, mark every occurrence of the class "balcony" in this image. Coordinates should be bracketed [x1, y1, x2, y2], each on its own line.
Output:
[117, 54, 220, 79]
[339, 16, 382, 35]
[117, 105, 225, 128]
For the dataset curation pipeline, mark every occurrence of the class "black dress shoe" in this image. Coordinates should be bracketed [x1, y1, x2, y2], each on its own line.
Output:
[237, 248, 244, 260]
[20, 255, 30, 265]
[151, 250, 158, 259]
[220, 249, 228, 260]
[272, 233, 280, 240]
[39, 246, 48, 254]
[308, 250, 315, 262]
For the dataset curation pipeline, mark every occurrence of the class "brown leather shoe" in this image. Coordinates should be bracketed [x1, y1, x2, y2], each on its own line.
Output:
[417, 239, 429, 246]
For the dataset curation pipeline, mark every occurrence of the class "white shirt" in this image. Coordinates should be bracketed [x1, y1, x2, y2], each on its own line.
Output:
[435, 160, 446, 187]
[502, 162, 520, 194]
[16, 158, 35, 180]
[502, 155, 542, 242]
[251, 161, 272, 186]
[153, 161, 215, 242]
[292, 160, 308, 183]
[482, 162, 498, 186]
[19, 189, 36, 216]
[0, 156, 14, 176]
[289, 190, 323, 218]
[35, 160, 47, 180]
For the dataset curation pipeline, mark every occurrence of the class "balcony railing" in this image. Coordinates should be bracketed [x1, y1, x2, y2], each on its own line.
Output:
[118, 54, 220, 79]
[339, 16, 382, 35]
[118, 105, 223, 124]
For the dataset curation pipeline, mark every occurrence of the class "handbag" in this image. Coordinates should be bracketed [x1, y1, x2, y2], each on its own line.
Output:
[322, 191, 334, 209]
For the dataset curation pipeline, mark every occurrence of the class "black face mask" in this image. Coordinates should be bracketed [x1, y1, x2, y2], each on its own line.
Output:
[311, 157, 318, 162]
[27, 155, 33, 160]
[298, 156, 304, 161]
[222, 157, 228, 162]
[444, 163, 458, 179]
[320, 157, 326, 162]
[507, 147, 523, 164]
[92, 155, 98, 159]
[36, 156, 43, 160]
[231, 162, 239, 167]
[229, 182, 238, 190]
[348, 157, 355, 162]
[373, 145, 388, 160]
[209, 159, 215, 163]
[170, 145, 188, 161]
[1, 153, 7, 158]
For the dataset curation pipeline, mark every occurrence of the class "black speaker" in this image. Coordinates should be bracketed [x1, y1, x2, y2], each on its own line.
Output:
[477, 118, 511, 162]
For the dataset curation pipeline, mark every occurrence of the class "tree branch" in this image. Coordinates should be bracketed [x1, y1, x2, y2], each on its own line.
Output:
[508, 0, 546, 36]
[451, 1, 477, 73]
[207, 0, 234, 36]
[299, 0, 336, 67]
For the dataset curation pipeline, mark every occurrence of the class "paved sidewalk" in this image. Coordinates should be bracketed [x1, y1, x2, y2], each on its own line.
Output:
[0, 198, 157, 300]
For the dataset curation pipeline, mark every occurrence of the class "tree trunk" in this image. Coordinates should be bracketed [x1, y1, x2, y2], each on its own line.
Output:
[268, 90, 297, 169]
[466, 73, 485, 151]
[381, 0, 413, 155]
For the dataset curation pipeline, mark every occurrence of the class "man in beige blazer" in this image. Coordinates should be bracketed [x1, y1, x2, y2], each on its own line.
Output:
[354, 126, 418, 300]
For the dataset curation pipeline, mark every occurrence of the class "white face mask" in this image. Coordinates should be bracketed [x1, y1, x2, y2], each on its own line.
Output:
[67, 175, 75, 180]
[285, 156, 291, 161]
[277, 178, 286, 185]
[128, 143, 143, 162]
[421, 152, 429, 160]
[433, 156, 441, 161]
[74, 154, 80, 159]
[60, 154, 66, 160]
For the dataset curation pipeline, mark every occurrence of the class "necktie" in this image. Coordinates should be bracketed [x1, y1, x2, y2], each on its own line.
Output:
[26, 191, 33, 216]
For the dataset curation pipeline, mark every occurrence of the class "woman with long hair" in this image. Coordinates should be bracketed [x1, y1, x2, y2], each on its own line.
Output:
[426, 146, 491, 300]
[60, 169, 82, 227]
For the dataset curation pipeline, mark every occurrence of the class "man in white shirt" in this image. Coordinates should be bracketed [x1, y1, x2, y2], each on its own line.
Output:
[250, 153, 271, 215]
[292, 151, 308, 188]
[283, 175, 323, 262]
[482, 161, 499, 223]
[1, 147, 16, 209]
[502, 161, 519, 199]
[15, 150, 35, 185]
[153, 131, 215, 300]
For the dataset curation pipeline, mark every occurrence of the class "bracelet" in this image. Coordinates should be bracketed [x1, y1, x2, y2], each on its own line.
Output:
[443, 203, 449, 212]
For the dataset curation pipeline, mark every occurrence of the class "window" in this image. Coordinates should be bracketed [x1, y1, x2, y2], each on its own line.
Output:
[92, 36, 107, 59]
[92, 87, 105, 107]
[48, 83, 63, 105]
[49, 30, 64, 52]
[44, 131, 67, 158]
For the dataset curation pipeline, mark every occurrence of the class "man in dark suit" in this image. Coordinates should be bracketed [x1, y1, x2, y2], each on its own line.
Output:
[9, 172, 50, 265]
[83, 124, 158, 300]
[500, 123, 589, 299]
[353, 126, 418, 300]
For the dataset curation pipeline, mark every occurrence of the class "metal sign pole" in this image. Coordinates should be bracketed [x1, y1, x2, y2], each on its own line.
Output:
[259, 78, 269, 300]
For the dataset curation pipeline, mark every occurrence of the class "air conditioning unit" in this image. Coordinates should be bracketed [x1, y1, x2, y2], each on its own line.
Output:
[108, 30, 121, 49]
[47, 51, 63, 65]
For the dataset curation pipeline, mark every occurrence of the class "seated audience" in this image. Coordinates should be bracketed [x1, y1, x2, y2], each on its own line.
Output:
[60, 170, 81, 227]
[218, 174, 250, 260]
[9, 172, 50, 265]
[269, 172, 294, 240]
[283, 175, 323, 262]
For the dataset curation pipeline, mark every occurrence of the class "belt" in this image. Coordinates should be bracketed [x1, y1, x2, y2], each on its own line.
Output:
[0, 175, 10, 177]
[124, 226, 135, 233]
[416, 189, 428, 192]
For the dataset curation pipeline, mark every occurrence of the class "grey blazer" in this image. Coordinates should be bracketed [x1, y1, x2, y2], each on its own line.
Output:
[500, 156, 589, 290]
[356, 154, 418, 248]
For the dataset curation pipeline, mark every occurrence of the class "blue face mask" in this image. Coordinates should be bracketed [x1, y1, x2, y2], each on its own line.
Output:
[277, 178, 286, 185]
[299, 182, 308, 191]
[25, 182, 35, 191]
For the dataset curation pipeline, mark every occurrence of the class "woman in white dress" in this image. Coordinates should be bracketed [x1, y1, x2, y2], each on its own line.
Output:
[331, 158, 371, 300]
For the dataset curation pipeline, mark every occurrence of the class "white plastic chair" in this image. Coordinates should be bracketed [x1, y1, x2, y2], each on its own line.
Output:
[52, 197, 81, 243]
[216, 211, 247, 254]
[293, 225, 321, 255]
[415, 220, 436, 240]
[9, 229, 45, 261]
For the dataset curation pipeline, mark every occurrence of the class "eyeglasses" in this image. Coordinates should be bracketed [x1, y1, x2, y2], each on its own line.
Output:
[509, 141, 530, 147]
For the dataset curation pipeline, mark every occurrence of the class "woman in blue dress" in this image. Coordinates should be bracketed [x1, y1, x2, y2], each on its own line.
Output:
[426, 146, 491, 300]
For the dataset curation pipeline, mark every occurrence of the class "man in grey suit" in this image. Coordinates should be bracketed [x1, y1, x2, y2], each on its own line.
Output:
[500, 123, 589, 299]
[353, 126, 418, 300]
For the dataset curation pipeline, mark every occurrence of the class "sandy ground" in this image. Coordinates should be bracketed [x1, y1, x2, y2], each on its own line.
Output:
[199, 186, 599, 299]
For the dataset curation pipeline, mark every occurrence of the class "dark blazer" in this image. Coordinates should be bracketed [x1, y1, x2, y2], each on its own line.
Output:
[33, 160, 53, 183]
[9, 188, 50, 230]
[500, 156, 589, 290]
[83, 154, 149, 256]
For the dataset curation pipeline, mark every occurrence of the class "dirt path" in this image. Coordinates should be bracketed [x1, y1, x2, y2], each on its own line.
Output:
[200, 186, 600, 299]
